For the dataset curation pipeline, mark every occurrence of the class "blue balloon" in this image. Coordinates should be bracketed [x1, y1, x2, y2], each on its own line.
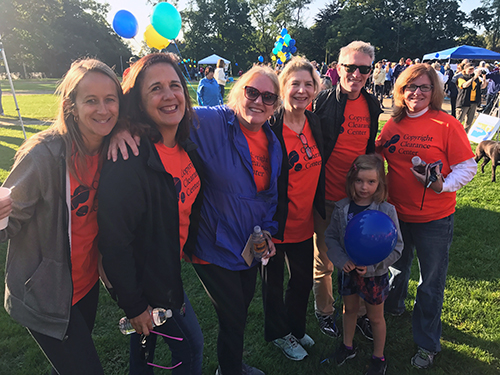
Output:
[289, 39, 296, 47]
[235, 63, 238, 66]
[277, 60, 283, 65]
[281, 28, 288, 37]
[113, 10, 139, 39]
[151, 2, 182, 40]
[258, 55, 264, 63]
[435, 53, 439, 58]
[344, 210, 398, 266]
[291, 46, 297, 54]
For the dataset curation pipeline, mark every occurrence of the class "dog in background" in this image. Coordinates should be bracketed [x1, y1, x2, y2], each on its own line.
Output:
[475, 140, 500, 182]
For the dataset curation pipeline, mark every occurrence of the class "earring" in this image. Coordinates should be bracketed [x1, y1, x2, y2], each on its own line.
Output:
[74, 115, 79, 123]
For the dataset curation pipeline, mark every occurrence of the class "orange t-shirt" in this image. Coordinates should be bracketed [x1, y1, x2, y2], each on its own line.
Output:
[240, 124, 271, 192]
[155, 142, 206, 263]
[325, 95, 371, 201]
[274, 120, 322, 243]
[376, 110, 474, 223]
[70, 154, 100, 305]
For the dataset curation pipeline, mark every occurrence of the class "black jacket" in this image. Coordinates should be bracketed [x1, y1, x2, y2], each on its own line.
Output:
[270, 109, 326, 241]
[311, 85, 382, 163]
[457, 76, 482, 108]
[98, 137, 204, 319]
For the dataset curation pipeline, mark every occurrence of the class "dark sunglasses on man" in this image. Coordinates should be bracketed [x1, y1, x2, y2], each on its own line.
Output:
[244, 86, 279, 106]
[340, 64, 372, 74]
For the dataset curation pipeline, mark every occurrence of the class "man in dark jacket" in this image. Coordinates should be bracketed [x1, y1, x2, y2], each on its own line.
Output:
[457, 64, 487, 133]
[310, 40, 382, 342]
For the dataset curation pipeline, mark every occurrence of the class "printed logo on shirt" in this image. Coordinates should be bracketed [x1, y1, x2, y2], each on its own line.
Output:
[383, 133, 434, 156]
[345, 114, 371, 136]
[382, 134, 401, 153]
[250, 151, 271, 177]
[71, 185, 97, 217]
[288, 150, 302, 171]
[173, 177, 186, 203]
[180, 162, 201, 199]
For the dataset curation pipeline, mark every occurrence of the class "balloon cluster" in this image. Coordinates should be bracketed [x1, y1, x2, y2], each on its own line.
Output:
[271, 28, 297, 65]
[180, 58, 197, 68]
[112, 3, 182, 51]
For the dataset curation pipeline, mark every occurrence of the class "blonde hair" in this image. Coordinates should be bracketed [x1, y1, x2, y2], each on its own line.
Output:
[392, 64, 444, 123]
[15, 58, 123, 186]
[339, 41, 375, 64]
[217, 59, 225, 68]
[346, 154, 387, 204]
[226, 65, 280, 113]
[279, 56, 320, 101]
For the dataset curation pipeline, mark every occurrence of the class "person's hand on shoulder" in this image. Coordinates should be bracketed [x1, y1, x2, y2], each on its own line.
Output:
[108, 130, 141, 162]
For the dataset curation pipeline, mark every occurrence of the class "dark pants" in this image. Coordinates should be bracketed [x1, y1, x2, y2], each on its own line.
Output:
[483, 93, 498, 115]
[261, 238, 313, 341]
[449, 93, 457, 118]
[384, 80, 392, 96]
[385, 214, 454, 353]
[192, 263, 258, 375]
[29, 282, 103, 375]
[129, 292, 203, 375]
[219, 84, 225, 101]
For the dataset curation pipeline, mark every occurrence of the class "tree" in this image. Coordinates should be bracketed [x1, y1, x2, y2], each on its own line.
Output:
[470, 0, 500, 52]
[0, 0, 132, 77]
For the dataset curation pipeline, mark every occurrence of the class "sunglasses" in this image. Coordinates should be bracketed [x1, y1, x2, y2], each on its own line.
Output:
[298, 133, 313, 159]
[340, 64, 372, 74]
[404, 84, 433, 93]
[244, 86, 279, 106]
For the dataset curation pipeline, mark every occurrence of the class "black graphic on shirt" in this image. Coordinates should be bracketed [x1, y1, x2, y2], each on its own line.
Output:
[288, 150, 302, 171]
[71, 185, 90, 217]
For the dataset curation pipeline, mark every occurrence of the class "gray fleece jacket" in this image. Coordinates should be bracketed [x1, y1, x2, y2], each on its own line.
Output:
[1, 135, 73, 341]
[325, 197, 404, 277]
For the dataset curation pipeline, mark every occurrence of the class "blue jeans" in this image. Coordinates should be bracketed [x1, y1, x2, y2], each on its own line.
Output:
[385, 214, 454, 353]
[129, 292, 203, 375]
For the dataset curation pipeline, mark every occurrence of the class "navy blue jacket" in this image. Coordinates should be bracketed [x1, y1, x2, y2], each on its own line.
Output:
[190, 106, 282, 270]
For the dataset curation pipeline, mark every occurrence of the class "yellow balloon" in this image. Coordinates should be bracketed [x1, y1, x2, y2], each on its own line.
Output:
[280, 55, 286, 62]
[271, 55, 277, 61]
[277, 51, 284, 57]
[276, 36, 281, 41]
[144, 24, 170, 50]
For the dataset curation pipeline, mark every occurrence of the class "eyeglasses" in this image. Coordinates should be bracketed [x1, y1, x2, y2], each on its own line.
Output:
[404, 84, 433, 92]
[340, 64, 372, 74]
[244, 86, 279, 106]
[139, 331, 183, 370]
[298, 133, 313, 159]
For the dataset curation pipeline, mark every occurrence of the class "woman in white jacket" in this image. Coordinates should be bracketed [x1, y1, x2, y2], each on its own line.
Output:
[215, 58, 227, 102]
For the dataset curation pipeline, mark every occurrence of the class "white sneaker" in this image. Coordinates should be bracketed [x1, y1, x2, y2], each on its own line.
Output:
[297, 333, 315, 347]
[273, 333, 308, 361]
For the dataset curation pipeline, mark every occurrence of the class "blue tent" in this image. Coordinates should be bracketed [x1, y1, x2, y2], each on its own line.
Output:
[422, 45, 500, 61]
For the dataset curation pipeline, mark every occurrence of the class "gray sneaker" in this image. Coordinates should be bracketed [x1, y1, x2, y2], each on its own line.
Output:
[411, 347, 437, 369]
[297, 333, 315, 347]
[315, 312, 340, 337]
[273, 333, 308, 361]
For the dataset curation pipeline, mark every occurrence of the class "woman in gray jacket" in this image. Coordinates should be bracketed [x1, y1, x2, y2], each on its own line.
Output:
[0, 58, 123, 375]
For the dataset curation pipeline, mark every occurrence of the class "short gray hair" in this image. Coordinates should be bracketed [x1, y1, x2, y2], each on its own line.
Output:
[338, 41, 375, 64]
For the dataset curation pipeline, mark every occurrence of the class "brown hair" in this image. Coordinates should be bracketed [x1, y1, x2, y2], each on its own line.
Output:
[217, 59, 225, 69]
[121, 53, 194, 144]
[392, 63, 444, 123]
[346, 154, 388, 204]
[279, 56, 320, 101]
[226, 65, 280, 113]
[205, 66, 214, 75]
[15, 58, 123, 186]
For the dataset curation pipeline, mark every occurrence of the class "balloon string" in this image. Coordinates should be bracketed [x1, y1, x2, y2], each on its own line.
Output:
[148, 361, 183, 370]
[170, 41, 198, 98]
[172, 41, 192, 81]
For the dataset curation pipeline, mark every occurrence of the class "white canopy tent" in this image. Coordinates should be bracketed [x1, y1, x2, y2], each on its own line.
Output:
[198, 54, 231, 66]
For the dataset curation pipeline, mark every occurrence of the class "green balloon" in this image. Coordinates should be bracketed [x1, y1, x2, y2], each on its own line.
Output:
[151, 2, 182, 40]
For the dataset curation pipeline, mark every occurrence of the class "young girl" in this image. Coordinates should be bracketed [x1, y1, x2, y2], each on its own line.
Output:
[324, 154, 403, 375]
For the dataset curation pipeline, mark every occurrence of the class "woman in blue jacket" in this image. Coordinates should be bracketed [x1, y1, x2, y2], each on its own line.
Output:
[197, 66, 223, 106]
[109, 64, 282, 375]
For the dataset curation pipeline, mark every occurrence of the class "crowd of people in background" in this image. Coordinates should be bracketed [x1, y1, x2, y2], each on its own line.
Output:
[2, 39, 499, 375]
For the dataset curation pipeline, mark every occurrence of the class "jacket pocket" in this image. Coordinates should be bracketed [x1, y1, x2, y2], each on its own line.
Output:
[24, 258, 68, 318]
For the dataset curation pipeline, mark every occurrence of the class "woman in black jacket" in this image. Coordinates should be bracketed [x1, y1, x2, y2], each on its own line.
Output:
[98, 53, 204, 375]
[262, 56, 326, 361]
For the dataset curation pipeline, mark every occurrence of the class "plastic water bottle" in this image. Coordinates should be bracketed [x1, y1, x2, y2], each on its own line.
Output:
[251, 225, 268, 260]
[411, 156, 427, 174]
[119, 307, 172, 335]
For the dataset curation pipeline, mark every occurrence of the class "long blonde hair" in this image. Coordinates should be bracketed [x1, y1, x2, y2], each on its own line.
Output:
[15, 58, 123, 186]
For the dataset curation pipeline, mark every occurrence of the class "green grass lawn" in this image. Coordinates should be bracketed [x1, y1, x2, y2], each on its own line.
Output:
[0, 89, 499, 374]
